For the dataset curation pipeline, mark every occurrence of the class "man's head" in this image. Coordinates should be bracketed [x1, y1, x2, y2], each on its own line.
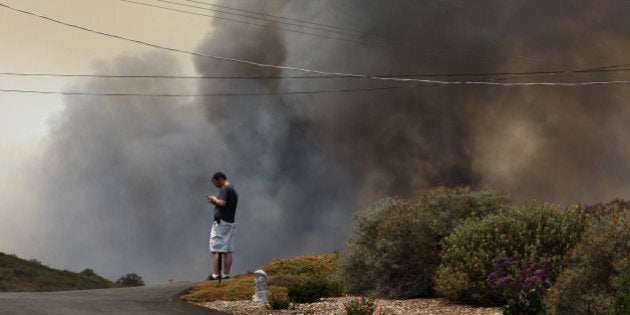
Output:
[212, 172, 227, 188]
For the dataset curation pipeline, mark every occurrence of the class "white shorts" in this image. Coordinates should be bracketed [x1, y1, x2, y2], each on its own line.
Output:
[210, 220, 236, 253]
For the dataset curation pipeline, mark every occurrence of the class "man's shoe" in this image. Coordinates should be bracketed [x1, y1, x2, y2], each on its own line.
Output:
[208, 274, 220, 281]
[221, 275, 230, 279]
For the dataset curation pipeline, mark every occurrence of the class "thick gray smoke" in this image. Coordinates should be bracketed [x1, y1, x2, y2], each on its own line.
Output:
[22, 0, 630, 283]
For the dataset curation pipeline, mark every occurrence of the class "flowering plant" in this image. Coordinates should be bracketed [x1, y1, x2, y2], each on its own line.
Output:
[268, 293, 293, 310]
[344, 296, 384, 315]
[488, 257, 552, 315]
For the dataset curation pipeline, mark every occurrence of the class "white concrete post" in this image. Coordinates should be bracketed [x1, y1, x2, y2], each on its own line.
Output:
[252, 269, 268, 302]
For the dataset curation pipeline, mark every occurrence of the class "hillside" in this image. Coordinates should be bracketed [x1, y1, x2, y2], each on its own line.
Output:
[0, 252, 117, 292]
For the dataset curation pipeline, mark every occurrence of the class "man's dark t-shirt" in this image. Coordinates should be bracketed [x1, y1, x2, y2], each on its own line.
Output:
[214, 184, 238, 223]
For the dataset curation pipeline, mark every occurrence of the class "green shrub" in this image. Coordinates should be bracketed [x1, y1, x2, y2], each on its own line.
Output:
[287, 277, 342, 303]
[544, 199, 630, 314]
[335, 186, 509, 298]
[79, 268, 98, 277]
[434, 202, 585, 305]
[115, 273, 145, 287]
[325, 280, 345, 297]
[267, 293, 293, 310]
[608, 275, 630, 315]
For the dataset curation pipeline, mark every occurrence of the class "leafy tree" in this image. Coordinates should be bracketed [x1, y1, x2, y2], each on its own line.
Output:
[79, 268, 98, 277]
[116, 273, 145, 287]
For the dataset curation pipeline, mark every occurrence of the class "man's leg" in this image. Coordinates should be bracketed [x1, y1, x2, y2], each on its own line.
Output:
[223, 252, 232, 275]
[212, 252, 220, 276]
[222, 222, 235, 277]
[210, 221, 221, 278]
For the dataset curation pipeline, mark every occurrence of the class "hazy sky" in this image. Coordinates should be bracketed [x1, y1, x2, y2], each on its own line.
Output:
[1, 0, 628, 285]
[0, 0, 207, 141]
[0, 0, 209, 278]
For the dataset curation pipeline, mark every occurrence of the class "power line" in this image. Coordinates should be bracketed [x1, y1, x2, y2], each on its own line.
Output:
[171, 0, 555, 67]
[486, 63, 630, 82]
[0, 84, 421, 97]
[3, 78, 630, 98]
[122, 0, 552, 67]
[178, 0, 366, 35]
[121, 0, 388, 49]
[122, 1, 630, 70]
[3, 78, 629, 99]
[151, 0, 375, 41]
[2, 2, 629, 87]
[1, 66, 629, 80]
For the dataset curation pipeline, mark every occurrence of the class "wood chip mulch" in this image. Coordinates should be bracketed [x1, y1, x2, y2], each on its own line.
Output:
[193, 296, 502, 315]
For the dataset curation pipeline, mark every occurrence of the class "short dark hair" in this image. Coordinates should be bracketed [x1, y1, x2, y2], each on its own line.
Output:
[212, 172, 227, 181]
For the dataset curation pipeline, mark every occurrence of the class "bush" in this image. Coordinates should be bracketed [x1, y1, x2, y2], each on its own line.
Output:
[115, 273, 145, 287]
[608, 275, 630, 315]
[326, 280, 345, 297]
[434, 202, 585, 305]
[79, 268, 98, 278]
[544, 199, 630, 314]
[267, 293, 293, 310]
[335, 186, 509, 298]
[287, 277, 342, 303]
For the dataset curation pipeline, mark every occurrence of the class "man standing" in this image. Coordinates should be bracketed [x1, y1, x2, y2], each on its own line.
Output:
[207, 172, 238, 280]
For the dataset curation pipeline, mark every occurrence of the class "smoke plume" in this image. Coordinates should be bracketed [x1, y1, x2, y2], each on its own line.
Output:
[18, 0, 630, 283]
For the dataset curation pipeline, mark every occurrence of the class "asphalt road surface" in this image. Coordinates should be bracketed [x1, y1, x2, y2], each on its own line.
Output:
[0, 283, 228, 314]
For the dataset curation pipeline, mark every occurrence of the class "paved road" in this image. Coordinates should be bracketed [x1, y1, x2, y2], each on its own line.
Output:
[0, 283, 228, 314]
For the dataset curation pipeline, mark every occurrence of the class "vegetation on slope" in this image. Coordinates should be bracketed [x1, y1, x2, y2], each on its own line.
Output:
[0, 252, 117, 292]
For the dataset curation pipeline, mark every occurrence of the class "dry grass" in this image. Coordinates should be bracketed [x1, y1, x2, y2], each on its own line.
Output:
[180, 253, 336, 303]
[180, 275, 253, 302]
[260, 253, 338, 278]
[180, 274, 288, 302]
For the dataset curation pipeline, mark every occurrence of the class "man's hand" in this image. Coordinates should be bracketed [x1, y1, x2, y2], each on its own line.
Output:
[208, 195, 226, 206]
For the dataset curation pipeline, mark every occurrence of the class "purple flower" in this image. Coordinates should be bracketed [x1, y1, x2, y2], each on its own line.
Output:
[523, 275, 543, 289]
[533, 269, 546, 278]
[488, 257, 554, 291]
[495, 276, 517, 289]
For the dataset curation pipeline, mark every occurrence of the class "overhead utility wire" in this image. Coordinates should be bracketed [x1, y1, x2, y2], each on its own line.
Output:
[128, 1, 581, 68]
[4, 77, 630, 98]
[175, 0, 557, 69]
[152, 0, 374, 41]
[486, 63, 630, 83]
[135, 0, 630, 70]
[125, 0, 552, 67]
[121, 0, 388, 49]
[176, 0, 549, 68]
[2, 66, 629, 79]
[0, 84, 421, 97]
[179, 0, 364, 34]
[486, 63, 630, 82]
[1, 2, 629, 87]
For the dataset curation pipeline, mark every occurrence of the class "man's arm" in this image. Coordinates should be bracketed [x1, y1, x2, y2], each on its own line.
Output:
[208, 195, 226, 207]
